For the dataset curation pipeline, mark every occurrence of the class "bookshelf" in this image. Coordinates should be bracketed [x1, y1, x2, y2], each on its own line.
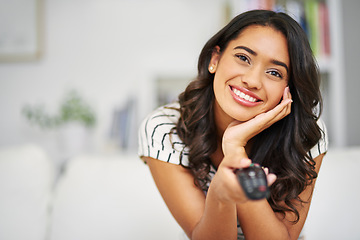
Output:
[226, 0, 346, 147]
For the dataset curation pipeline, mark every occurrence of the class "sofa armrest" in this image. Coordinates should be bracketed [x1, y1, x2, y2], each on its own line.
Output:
[304, 147, 360, 239]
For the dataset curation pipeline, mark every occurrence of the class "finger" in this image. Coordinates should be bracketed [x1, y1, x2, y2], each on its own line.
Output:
[267, 173, 277, 186]
[287, 86, 292, 100]
[239, 158, 252, 168]
[283, 86, 292, 111]
[277, 99, 292, 118]
[260, 96, 292, 121]
[281, 98, 292, 119]
[263, 167, 276, 185]
[283, 86, 290, 100]
[267, 96, 292, 122]
[247, 87, 292, 127]
[254, 100, 292, 129]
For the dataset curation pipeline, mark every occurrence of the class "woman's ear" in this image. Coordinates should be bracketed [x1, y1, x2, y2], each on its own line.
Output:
[208, 46, 220, 73]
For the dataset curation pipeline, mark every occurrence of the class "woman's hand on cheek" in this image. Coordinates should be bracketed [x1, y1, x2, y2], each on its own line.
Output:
[222, 87, 292, 157]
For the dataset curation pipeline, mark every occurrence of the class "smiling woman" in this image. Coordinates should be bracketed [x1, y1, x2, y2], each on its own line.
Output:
[138, 10, 327, 240]
[210, 25, 290, 124]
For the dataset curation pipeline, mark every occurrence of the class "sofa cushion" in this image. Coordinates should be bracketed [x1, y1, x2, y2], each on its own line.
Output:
[0, 144, 55, 240]
[48, 154, 183, 240]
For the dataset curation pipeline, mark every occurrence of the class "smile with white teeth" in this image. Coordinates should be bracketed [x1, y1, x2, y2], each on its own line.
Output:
[232, 88, 257, 103]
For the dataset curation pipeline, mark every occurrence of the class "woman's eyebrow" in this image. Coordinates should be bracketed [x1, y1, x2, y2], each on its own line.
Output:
[234, 46, 257, 55]
[271, 59, 289, 74]
[234, 45, 289, 74]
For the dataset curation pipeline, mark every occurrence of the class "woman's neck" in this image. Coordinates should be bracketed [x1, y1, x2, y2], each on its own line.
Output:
[211, 138, 253, 169]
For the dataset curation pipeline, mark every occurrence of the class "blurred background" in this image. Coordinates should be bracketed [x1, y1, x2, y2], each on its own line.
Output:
[0, 0, 229, 163]
[0, 0, 359, 240]
[0, 0, 360, 159]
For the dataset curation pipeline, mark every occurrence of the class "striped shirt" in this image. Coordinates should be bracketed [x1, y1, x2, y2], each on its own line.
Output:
[138, 102, 190, 166]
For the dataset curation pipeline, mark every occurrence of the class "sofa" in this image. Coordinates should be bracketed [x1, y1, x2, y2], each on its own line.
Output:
[0, 144, 359, 240]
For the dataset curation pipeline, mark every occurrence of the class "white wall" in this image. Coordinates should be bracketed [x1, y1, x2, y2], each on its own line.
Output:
[0, 0, 226, 160]
[342, 0, 360, 146]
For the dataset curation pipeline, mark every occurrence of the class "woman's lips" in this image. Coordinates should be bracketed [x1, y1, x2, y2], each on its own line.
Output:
[229, 86, 262, 107]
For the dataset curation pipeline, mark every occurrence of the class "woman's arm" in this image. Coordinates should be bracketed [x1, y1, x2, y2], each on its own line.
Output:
[145, 154, 253, 240]
[220, 86, 323, 239]
[236, 153, 325, 240]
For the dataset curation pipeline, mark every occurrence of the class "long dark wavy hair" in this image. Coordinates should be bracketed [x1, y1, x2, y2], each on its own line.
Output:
[175, 10, 323, 223]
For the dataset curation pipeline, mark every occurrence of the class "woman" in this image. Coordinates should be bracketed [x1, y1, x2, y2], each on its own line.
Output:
[138, 10, 327, 240]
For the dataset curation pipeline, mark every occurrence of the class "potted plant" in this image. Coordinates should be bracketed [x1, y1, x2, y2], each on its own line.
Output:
[22, 90, 96, 129]
[22, 90, 97, 160]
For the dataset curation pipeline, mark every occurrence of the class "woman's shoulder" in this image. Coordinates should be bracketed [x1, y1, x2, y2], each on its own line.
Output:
[141, 102, 181, 131]
[309, 118, 329, 159]
[138, 102, 189, 166]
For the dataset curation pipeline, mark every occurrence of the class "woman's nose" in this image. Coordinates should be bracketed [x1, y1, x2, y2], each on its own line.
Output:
[241, 67, 263, 89]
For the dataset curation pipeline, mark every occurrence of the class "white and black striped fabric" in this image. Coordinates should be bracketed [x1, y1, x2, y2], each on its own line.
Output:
[138, 102, 190, 166]
[310, 117, 328, 160]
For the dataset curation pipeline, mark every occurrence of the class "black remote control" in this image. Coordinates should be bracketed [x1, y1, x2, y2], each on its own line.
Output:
[236, 164, 269, 200]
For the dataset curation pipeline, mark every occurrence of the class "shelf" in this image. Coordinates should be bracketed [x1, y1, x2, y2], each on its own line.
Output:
[317, 56, 332, 73]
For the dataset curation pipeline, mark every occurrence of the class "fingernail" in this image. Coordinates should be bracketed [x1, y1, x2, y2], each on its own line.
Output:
[285, 86, 290, 94]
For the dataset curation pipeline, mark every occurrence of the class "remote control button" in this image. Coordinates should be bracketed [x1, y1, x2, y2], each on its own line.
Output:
[258, 185, 267, 192]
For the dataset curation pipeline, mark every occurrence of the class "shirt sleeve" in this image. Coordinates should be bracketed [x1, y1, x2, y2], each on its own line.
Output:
[138, 104, 189, 166]
[309, 118, 328, 159]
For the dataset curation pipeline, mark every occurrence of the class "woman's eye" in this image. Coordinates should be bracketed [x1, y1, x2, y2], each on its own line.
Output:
[268, 70, 282, 78]
[236, 54, 250, 64]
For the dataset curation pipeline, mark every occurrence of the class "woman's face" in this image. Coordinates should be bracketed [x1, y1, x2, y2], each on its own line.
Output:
[210, 25, 290, 129]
